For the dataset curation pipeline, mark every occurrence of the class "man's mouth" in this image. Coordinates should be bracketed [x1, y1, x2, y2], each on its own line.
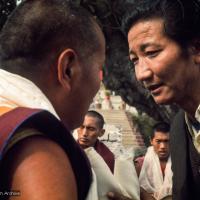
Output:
[146, 83, 163, 95]
[159, 151, 167, 156]
[80, 138, 88, 143]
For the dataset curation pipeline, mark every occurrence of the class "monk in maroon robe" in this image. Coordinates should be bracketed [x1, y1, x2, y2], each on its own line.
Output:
[77, 110, 115, 173]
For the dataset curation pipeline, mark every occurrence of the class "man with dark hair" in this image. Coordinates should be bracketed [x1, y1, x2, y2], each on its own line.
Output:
[77, 110, 115, 173]
[151, 122, 170, 140]
[0, 0, 106, 199]
[139, 122, 172, 200]
[124, 0, 200, 198]
[150, 122, 170, 161]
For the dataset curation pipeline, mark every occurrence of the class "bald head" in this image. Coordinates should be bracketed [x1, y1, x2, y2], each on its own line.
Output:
[0, 0, 103, 76]
[0, 0, 106, 130]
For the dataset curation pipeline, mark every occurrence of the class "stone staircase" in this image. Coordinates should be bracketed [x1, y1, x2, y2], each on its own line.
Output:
[95, 109, 145, 149]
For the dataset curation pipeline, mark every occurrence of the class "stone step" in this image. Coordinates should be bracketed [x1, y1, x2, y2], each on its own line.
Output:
[94, 109, 145, 149]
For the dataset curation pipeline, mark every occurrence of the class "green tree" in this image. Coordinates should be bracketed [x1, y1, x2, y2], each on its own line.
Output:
[132, 113, 155, 147]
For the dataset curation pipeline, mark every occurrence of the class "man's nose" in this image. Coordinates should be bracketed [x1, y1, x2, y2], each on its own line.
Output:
[82, 128, 88, 136]
[160, 142, 167, 149]
[135, 59, 153, 82]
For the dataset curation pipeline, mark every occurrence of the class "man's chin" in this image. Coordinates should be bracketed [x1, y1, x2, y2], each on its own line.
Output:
[152, 92, 175, 105]
[81, 144, 89, 149]
[159, 155, 169, 161]
[153, 96, 173, 105]
[79, 142, 89, 149]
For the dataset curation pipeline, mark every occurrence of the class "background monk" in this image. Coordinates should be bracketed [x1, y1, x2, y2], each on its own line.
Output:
[77, 110, 115, 173]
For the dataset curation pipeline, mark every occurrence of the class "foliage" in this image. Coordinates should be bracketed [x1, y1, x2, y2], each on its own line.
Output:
[132, 113, 156, 147]
[0, 0, 16, 30]
[104, 89, 111, 96]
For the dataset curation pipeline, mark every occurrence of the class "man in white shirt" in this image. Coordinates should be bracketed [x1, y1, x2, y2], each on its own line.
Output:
[139, 122, 172, 200]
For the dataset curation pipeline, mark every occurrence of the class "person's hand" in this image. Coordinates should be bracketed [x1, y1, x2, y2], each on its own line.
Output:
[107, 192, 134, 200]
[140, 187, 155, 200]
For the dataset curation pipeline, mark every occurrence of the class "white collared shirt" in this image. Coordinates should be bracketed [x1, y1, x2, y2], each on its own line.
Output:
[185, 104, 200, 153]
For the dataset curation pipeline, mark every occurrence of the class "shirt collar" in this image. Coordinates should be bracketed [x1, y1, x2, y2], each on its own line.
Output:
[195, 104, 200, 123]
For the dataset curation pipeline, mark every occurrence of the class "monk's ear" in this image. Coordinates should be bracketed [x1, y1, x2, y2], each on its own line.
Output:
[99, 129, 105, 137]
[57, 49, 77, 91]
[190, 40, 200, 65]
[194, 52, 200, 65]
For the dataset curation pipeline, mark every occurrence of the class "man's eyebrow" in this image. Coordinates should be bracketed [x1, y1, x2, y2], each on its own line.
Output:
[129, 43, 161, 55]
[155, 138, 162, 141]
[85, 126, 96, 129]
[140, 43, 150, 52]
[141, 43, 161, 51]
[155, 139, 169, 141]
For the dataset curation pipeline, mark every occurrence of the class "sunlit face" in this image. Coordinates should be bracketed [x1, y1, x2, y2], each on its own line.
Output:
[128, 18, 198, 106]
[77, 116, 104, 149]
[151, 131, 170, 161]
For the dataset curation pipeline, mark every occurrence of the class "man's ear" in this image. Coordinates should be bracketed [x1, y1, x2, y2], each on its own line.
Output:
[191, 40, 200, 65]
[99, 129, 105, 137]
[57, 49, 77, 90]
[194, 52, 200, 65]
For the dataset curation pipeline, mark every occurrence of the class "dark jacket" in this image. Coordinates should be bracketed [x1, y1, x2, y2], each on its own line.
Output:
[171, 110, 200, 200]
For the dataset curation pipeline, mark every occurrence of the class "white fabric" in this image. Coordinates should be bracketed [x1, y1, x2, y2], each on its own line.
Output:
[0, 69, 98, 200]
[195, 104, 200, 122]
[0, 69, 59, 118]
[185, 104, 200, 153]
[114, 156, 140, 200]
[85, 169, 98, 200]
[85, 147, 140, 200]
[139, 146, 172, 200]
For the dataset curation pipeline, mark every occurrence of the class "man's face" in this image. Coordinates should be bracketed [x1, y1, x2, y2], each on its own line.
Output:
[151, 131, 170, 161]
[77, 116, 104, 149]
[128, 18, 198, 106]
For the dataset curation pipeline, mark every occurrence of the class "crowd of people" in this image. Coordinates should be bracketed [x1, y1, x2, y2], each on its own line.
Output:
[0, 0, 200, 199]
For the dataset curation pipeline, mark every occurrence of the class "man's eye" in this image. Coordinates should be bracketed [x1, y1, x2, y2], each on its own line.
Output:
[130, 57, 139, 66]
[87, 127, 95, 131]
[146, 50, 161, 58]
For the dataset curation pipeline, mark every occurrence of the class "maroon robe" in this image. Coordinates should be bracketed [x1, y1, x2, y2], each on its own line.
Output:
[94, 139, 115, 173]
[0, 107, 92, 200]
